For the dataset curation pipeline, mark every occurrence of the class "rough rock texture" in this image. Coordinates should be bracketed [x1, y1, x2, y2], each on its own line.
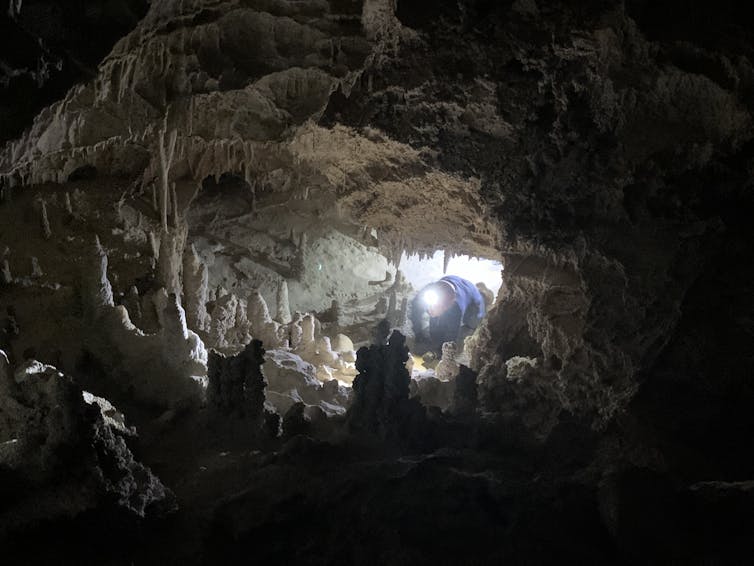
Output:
[2, 0, 754, 564]
[17, 0, 742, 433]
[207, 340, 267, 420]
[81, 238, 208, 407]
[323, 0, 754, 436]
[264, 348, 351, 417]
[0, 0, 150, 142]
[0, 351, 168, 535]
[348, 331, 424, 441]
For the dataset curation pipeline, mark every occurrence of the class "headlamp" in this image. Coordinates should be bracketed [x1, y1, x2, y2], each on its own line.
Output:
[423, 289, 440, 307]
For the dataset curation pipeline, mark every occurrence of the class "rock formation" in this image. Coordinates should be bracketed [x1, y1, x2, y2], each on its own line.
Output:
[80, 239, 208, 407]
[435, 341, 460, 381]
[1, 0, 753, 563]
[183, 244, 211, 334]
[0, 352, 168, 535]
[348, 331, 424, 441]
[207, 340, 267, 421]
[275, 279, 292, 324]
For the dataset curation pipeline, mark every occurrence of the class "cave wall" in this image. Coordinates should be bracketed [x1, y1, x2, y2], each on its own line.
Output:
[322, 0, 754, 436]
[2, 1, 754, 563]
[1, 0, 753, 454]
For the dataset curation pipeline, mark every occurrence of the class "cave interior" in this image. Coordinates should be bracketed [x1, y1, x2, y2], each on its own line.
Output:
[1, 0, 754, 564]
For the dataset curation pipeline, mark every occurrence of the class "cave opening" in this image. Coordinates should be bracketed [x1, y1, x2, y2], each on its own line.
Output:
[182, 171, 504, 413]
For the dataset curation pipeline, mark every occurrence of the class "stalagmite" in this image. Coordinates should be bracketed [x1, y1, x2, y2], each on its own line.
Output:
[298, 314, 316, 355]
[276, 279, 292, 324]
[451, 365, 478, 416]
[152, 287, 170, 329]
[1, 259, 11, 285]
[248, 289, 273, 326]
[387, 290, 397, 323]
[288, 312, 304, 350]
[30, 256, 43, 278]
[348, 331, 423, 440]
[149, 230, 159, 260]
[157, 126, 178, 232]
[315, 336, 339, 366]
[207, 339, 268, 421]
[125, 286, 142, 324]
[209, 293, 240, 348]
[435, 341, 460, 381]
[183, 244, 210, 334]
[247, 290, 284, 348]
[234, 298, 252, 345]
[40, 199, 51, 240]
[81, 236, 114, 320]
[156, 227, 185, 299]
[64, 192, 73, 215]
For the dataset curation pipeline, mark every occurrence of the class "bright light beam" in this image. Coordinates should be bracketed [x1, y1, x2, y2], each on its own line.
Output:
[423, 289, 440, 307]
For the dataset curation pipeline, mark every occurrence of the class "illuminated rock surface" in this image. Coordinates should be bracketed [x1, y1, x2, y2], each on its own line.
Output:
[1, 0, 754, 563]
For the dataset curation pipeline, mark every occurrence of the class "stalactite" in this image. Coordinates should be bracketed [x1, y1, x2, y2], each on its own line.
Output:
[157, 228, 184, 299]
[250, 180, 257, 213]
[183, 243, 210, 334]
[40, 199, 51, 240]
[171, 182, 180, 228]
[149, 230, 160, 261]
[64, 192, 73, 215]
[276, 279, 292, 324]
[157, 125, 178, 232]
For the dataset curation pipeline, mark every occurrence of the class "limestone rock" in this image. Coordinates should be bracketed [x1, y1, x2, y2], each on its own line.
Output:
[183, 243, 211, 334]
[276, 279, 292, 324]
[348, 331, 424, 440]
[207, 339, 267, 421]
[0, 355, 168, 535]
[435, 341, 460, 381]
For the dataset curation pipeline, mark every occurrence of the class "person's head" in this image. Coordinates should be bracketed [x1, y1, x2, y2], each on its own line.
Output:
[421, 280, 456, 317]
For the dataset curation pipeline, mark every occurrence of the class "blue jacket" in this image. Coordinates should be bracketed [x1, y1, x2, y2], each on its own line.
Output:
[440, 275, 486, 319]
